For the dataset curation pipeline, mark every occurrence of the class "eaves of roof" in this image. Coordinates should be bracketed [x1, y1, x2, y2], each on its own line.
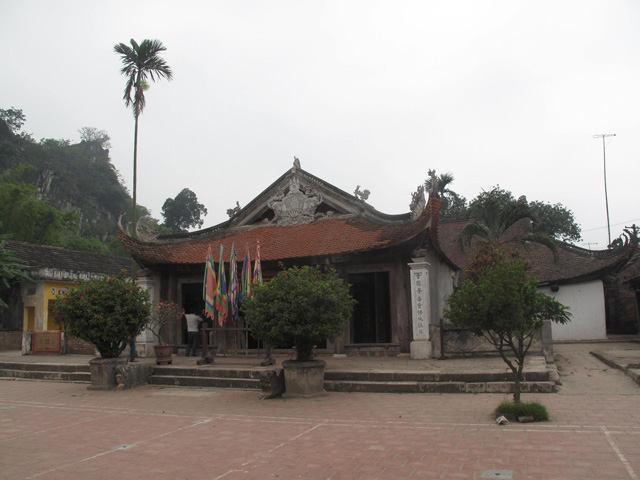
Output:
[119, 208, 434, 267]
[435, 220, 635, 284]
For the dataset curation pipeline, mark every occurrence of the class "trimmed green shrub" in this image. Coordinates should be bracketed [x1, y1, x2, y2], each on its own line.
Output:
[243, 266, 355, 362]
[495, 400, 549, 421]
[54, 271, 150, 358]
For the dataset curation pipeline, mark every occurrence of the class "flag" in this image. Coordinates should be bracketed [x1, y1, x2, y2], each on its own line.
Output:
[215, 244, 228, 326]
[252, 240, 262, 285]
[240, 242, 251, 302]
[229, 243, 239, 321]
[202, 244, 217, 319]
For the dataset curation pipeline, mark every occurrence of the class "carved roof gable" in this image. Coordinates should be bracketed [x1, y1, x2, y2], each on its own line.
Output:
[230, 161, 392, 228]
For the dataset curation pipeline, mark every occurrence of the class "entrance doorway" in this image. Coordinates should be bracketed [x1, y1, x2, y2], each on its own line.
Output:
[349, 272, 391, 343]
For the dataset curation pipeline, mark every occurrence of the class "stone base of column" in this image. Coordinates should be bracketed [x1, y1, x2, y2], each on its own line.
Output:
[410, 340, 433, 360]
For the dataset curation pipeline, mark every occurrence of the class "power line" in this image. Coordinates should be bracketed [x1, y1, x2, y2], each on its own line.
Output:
[582, 217, 640, 233]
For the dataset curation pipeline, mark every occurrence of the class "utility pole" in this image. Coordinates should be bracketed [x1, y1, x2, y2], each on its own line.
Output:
[593, 134, 615, 246]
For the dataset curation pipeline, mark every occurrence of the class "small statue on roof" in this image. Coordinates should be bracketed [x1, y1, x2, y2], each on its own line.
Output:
[427, 169, 438, 195]
[227, 201, 241, 219]
[354, 185, 370, 201]
[293, 156, 301, 169]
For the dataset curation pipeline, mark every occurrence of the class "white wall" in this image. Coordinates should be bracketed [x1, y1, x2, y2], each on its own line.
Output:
[541, 280, 606, 341]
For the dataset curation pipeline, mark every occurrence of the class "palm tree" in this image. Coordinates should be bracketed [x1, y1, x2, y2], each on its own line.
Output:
[425, 172, 467, 220]
[114, 39, 173, 237]
[459, 192, 559, 262]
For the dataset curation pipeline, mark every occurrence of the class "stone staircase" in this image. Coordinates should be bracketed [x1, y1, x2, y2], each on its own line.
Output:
[149, 366, 263, 390]
[0, 362, 91, 383]
[0, 361, 557, 394]
[324, 369, 556, 394]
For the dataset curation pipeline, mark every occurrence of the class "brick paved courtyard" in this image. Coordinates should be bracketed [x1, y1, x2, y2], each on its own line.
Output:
[1, 343, 639, 480]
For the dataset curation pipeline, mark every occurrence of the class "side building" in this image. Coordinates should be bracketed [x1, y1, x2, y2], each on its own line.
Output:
[0, 240, 131, 354]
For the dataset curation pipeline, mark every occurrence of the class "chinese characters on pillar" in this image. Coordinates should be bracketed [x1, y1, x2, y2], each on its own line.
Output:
[409, 263, 430, 341]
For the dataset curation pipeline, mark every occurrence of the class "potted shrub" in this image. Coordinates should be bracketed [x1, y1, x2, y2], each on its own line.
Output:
[54, 271, 151, 390]
[149, 301, 181, 365]
[243, 265, 355, 397]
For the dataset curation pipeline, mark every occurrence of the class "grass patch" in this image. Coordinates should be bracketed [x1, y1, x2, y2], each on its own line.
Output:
[495, 401, 549, 421]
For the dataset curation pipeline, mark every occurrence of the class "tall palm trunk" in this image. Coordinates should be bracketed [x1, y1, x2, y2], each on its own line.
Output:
[132, 112, 139, 239]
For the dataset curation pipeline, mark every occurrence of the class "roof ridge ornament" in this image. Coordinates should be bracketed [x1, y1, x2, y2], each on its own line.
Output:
[410, 184, 426, 220]
[227, 201, 241, 219]
[268, 177, 323, 226]
[427, 169, 438, 195]
[293, 156, 301, 170]
[354, 185, 370, 202]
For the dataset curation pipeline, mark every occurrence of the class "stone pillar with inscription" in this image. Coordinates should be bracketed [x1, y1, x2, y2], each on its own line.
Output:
[135, 271, 156, 358]
[409, 260, 432, 359]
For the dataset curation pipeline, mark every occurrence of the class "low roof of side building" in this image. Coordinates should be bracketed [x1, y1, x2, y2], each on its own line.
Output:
[4, 240, 131, 281]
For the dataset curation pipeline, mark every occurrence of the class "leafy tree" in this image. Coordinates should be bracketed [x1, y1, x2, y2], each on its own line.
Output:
[114, 38, 173, 237]
[468, 187, 581, 243]
[528, 200, 581, 243]
[161, 188, 208, 233]
[54, 271, 150, 358]
[243, 266, 355, 362]
[0, 180, 77, 245]
[0, 223, 32, 308]
[460, 187, 559, 261]
[0, 107, 26, 135]
[78, 127, 111, 150]
[444, 256, 570, 402]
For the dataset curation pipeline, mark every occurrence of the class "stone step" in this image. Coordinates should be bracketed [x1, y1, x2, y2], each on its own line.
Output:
[0, 368, 91, 383]
[0, 362, 90, 373]
[149, 374, 261, 389]
[323, 379, 556, 394]
[153, 366, 262, 380]
[325, 370, 550, 383]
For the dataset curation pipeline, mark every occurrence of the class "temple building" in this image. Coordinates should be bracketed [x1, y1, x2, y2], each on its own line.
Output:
[118, 159, 637, 358]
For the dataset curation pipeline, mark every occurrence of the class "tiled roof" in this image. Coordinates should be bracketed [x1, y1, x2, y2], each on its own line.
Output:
[436, 220, 634, 284]
[119, 209, 434, 266]
[4, 240, 131, 278]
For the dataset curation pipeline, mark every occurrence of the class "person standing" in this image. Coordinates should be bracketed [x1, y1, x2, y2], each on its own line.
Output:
[119, 335, 136, 362]
[184, 310, 202, 357]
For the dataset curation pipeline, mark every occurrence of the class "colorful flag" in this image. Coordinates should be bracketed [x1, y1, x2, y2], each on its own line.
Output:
[240, 241, 251, 302]
[215, 244, 228, 326]
[252, 240, 262, 285]
[202, 244, 217, 319]
[229, 243, 239, 321]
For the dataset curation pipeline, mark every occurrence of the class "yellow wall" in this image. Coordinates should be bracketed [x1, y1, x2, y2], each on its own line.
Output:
[43, 281, 75, 330]
[24, 306, 35, 331]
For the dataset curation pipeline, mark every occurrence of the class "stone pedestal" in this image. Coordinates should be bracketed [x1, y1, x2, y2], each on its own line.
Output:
[410, 339, 432, 359]
[282, 359, 326, 398]
[88, 357, 129, 391]
[408, 260, 433, 359]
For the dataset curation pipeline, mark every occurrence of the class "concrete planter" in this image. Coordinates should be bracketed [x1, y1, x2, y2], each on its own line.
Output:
[88, 357, 129, 390]
[282, 359, 326, 398]
[153, 344, 174, 365]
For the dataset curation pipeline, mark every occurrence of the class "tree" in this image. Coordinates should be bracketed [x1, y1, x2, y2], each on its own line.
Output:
[528, 200, 581, 243]
[54, 271, 151, 358]
[0, 223, 32, 308]
[78, 127, 112, 150]
[114, 39, 173, 237]
[460, 187, 559, 261]
[425, 172, 467, 220]
[444, 256, 570, 402]
[468, 187, 581, 243]
[161, 188, 208, 233]
[0, 107, 26, 135]
[243, 266, 355, 362]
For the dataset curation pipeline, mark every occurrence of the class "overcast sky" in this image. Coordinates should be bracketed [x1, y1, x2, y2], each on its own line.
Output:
[2, 0, 639, 250]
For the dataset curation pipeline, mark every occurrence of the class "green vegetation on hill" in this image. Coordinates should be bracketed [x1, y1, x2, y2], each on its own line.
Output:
[0, 108, 147, 256]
